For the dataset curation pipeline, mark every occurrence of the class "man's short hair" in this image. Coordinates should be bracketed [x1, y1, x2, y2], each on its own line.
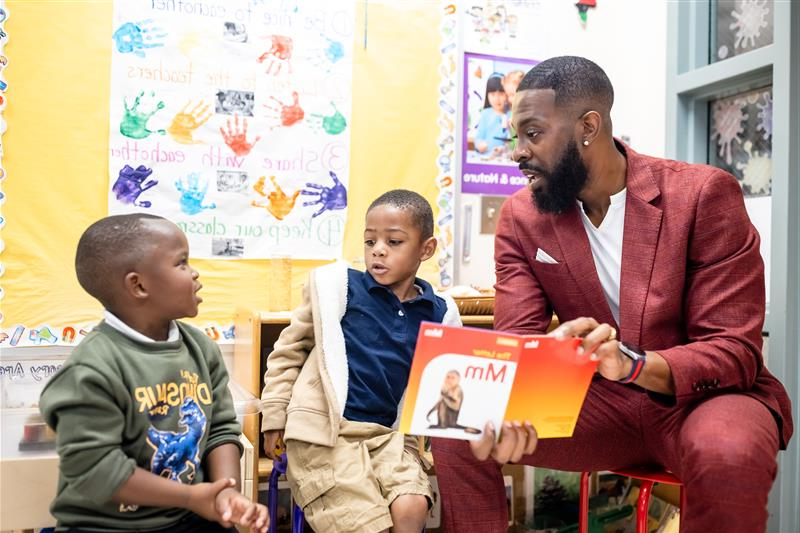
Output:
[368, 190, 434, 240]
[75, 214, 166, 307]
[518, 56, 614, 114]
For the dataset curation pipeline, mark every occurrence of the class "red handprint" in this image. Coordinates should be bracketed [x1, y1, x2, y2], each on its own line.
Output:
[263, 92, 305, 129]
[219, 114, 261, 156]
[258, 35, 293, 76]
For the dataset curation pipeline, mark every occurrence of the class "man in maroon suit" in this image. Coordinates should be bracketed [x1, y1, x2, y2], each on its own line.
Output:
[431, 56, 792, 533]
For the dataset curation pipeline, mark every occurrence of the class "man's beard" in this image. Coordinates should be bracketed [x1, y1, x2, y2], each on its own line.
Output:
[523, 140, 589, 214]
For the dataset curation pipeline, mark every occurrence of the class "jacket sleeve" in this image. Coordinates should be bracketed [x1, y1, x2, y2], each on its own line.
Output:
[39, 365, 137, 503]
[260, 280, 316, 431]
[494, 197, 553, 334]
[204, 341, 244, 457]
[657, 170, 766, 402]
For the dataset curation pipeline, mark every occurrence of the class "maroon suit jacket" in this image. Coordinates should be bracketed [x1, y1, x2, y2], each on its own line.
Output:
[494, 143, 793, 448]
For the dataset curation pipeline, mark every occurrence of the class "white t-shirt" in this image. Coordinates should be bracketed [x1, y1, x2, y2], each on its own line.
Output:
[577, 188, 627, 324]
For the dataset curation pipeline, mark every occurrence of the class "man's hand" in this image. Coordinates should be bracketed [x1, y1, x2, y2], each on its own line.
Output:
[469, 421, 538, 464]
[262, 430, 284, 459]
[215, 486, 270, 533]
[549, 317, 630, 381]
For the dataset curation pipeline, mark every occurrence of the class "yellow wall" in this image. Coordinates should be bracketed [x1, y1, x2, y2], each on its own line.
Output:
[3, 0, 441, 332]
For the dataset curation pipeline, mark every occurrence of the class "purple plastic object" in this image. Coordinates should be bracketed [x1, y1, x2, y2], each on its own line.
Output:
[268, 453, 305, 533]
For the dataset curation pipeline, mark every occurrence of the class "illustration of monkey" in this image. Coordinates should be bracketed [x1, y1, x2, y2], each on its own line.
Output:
[427, 370, 481, 434]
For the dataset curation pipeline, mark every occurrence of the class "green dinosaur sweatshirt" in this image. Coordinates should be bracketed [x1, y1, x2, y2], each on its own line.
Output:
[39, 321, 242, 531]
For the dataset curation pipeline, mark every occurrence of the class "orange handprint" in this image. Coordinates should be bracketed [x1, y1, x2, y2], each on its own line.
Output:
[219, 114, 260, 156]
[251, 176, 300, 221]
[258, 35, 293, 76]
[263, 92, 304, 129]
[167, 100, 211, 144]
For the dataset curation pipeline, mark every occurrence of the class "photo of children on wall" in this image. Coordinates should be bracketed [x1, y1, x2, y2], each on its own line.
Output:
[461, 52, 538, 195]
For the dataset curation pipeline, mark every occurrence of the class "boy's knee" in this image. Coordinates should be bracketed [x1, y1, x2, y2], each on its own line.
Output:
[391, 493, 428, 519]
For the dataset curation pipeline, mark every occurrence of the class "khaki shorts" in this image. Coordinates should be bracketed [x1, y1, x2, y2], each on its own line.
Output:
[285, 420, 431, 533]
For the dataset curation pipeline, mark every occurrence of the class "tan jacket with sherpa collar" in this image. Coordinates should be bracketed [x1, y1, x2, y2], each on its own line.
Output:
[260, 260, 462, 447]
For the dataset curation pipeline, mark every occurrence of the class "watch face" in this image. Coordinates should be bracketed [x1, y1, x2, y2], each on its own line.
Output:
[619, 342, 645, 360]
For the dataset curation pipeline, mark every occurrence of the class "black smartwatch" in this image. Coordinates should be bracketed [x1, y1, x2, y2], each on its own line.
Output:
[618, 342, 646, 384]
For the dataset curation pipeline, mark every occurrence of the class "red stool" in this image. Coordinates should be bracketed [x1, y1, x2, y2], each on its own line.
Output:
[578, 467, 684, 533]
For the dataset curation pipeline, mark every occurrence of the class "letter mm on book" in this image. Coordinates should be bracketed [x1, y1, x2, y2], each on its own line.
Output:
[399, 322, 598, 440]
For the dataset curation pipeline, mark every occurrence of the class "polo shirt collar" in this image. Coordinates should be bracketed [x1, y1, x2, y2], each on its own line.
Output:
[362, 270, 437, 305]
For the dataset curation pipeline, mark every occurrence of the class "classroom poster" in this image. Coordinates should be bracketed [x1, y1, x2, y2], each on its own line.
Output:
[108, 0, 354, 259]
[460, 52, 537, 195]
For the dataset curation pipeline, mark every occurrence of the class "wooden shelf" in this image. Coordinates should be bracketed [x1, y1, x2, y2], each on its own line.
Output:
[461, 314, 494, 327]
[258, 457, 274, 478]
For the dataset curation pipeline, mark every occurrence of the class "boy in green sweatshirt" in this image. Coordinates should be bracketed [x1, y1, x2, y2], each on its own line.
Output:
[39, 214, 268, 533]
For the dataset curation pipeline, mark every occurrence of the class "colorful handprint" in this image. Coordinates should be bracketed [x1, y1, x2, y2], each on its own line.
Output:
[112, 20, 166, 58]
[251, 176, 300, 221]
[167, 100, 212, 144]
[258, 35, 293, 75]
[301, 171, 347, 218]
[305, 34, 345, 70]
[112, 164, 158, 208]
[263, 92, 305, 129]
[308, 102, 347, 135]
[175, 172, 216, 215]
[121, 91, 166, 139]
[219, 114, 261, 156]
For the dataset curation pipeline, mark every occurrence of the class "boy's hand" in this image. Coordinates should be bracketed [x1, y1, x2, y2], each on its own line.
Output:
[262, 429, 285, 459]
[185, 478, 237, 524]
[215, 487, 270, 533]
[469, 420, 538, 464]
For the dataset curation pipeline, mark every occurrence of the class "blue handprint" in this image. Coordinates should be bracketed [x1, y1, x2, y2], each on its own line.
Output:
[113, 20, 166, 58]
[306, 34, 345, 71]
[301, 171, 347, 218]
[112, 164, 158, 208]
[176, 172, 216, 215]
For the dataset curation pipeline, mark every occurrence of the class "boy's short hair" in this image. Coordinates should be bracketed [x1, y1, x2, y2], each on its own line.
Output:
[75, 213, 166, 308]
[368, 190, 434, 240]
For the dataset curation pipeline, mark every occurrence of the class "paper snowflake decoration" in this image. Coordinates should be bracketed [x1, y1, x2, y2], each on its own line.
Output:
[711, 98, 747, 166]
[730, 0, 770, 50]
[756, 91, 773, 142]
[735, 140, 772, 196]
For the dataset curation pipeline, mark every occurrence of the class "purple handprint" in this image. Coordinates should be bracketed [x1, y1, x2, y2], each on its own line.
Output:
[112, 164, 158, 208]
[301, 171, 347, 218]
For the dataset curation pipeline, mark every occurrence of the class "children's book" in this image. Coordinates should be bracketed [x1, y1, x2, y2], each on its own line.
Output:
[399, 322, 598, 440]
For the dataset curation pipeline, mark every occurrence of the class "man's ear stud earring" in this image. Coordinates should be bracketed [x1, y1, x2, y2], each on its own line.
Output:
[583, 140, 590, 146]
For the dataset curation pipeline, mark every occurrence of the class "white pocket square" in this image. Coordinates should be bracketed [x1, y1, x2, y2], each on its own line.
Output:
[535, 248, 559, 264]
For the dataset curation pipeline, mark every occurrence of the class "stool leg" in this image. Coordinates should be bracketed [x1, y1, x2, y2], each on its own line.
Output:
[636, 480, 654, 533]
[268, 469, 280, 533]
[578, 472, 590, 533]
[293, 503, 305, 533]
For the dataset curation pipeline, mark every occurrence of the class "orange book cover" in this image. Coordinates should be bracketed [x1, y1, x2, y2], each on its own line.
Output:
[399, 322, 598, 440]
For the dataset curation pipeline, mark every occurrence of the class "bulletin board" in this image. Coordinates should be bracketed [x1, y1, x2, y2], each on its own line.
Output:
[1, 0, 443, 346]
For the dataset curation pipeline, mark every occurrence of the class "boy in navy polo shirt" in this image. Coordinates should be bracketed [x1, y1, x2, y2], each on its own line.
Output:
[260, 190, 461, 533]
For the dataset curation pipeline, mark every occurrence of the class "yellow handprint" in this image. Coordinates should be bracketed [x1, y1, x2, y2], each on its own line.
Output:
[167, 100, 211, 144]
[251, 176, 300, 221]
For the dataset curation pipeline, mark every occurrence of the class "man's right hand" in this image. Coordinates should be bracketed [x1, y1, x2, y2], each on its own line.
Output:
[469, 420, 537, 464]
[262, 430, 285, 459]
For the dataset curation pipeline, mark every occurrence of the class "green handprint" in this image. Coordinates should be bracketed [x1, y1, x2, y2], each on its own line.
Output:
[308, 102, 347, 135]
[120, 91, 166, 139]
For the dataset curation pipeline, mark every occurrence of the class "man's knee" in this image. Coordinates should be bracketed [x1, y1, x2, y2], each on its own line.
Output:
[681, 423, 778, 480]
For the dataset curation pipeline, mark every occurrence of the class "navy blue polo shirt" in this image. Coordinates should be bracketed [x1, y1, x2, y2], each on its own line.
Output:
[341, 268, 448, 427]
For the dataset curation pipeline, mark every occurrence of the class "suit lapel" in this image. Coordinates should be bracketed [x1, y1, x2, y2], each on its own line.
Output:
[551, 205, 618, 328]
[618, 149, 662, 345]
